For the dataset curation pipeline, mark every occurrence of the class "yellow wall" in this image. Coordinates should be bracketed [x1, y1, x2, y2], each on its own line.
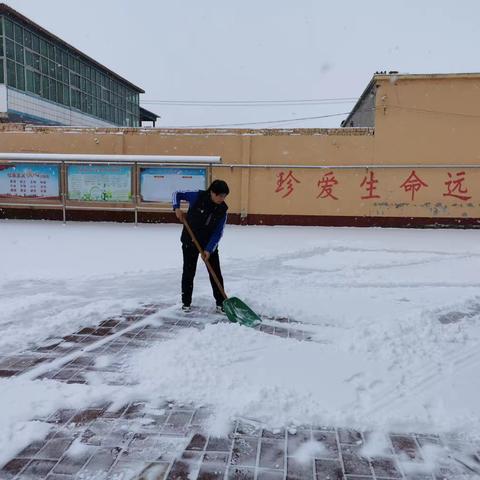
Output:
[370, 74, 480, 218]
[1, 73, 480, 224]
[374, 74, 480, 164]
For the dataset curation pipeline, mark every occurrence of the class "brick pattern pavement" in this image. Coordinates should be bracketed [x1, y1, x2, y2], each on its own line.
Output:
[1, 304, 479, 479]
[0, 305, 160, 380]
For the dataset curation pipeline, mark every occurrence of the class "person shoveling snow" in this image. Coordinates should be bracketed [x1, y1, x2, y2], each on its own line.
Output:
[172, 180, 261, 327]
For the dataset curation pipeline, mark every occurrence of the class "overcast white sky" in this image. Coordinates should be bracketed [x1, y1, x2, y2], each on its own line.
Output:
[4, 0, 480, 128]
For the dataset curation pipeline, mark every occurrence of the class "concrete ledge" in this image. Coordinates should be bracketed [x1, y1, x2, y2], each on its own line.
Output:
[0, 123, 375, 136]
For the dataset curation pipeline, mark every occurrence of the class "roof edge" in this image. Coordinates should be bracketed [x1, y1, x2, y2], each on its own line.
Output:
[0, 3, 145, 93]
[342, 76, 376, 127]
[374, 72, 480, 81]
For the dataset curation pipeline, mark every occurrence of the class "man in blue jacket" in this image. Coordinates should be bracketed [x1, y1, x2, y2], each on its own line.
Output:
[172, 179, 229, 313]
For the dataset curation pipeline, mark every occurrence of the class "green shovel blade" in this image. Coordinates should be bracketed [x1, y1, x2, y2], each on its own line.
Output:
[223, 297, 261, 327]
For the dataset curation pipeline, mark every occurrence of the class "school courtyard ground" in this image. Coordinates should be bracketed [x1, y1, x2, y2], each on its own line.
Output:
[1, 220, 480, 479]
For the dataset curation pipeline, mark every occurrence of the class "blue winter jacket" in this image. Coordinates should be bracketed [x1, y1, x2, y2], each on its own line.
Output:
[172, 190, 228, 253]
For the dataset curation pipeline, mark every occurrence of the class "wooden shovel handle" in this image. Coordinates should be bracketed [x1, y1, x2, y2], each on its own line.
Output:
[182, 218, 228, 300]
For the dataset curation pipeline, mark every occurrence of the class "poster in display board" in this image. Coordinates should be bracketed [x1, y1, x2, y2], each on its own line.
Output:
[68, 165, 132, 202]
[0, 164, 60, 199]
[140, 167, 207, 203]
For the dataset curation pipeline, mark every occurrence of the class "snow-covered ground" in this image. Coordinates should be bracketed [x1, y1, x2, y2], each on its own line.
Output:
[1, 219, 480, 468]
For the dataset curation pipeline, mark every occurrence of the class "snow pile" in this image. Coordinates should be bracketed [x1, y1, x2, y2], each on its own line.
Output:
[292, 440, 326, 463]
[126, 322, 384, 432]
[124, 316, 480, 438]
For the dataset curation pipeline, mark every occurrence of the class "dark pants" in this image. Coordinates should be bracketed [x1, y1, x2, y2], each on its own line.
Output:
[181, 242, 225, 307]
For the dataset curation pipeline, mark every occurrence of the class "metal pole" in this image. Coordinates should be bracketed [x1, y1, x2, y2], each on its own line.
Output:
[0, 153, 222, 163]
[134, 162, 138, 227]
[213, 163, 480, 170]
[61, 161, 67, 224]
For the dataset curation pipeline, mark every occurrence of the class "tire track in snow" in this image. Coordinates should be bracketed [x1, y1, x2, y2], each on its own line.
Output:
[224, 247, 480, 289]
[363, 340, 480, 417]
[361, 298, 480, 417]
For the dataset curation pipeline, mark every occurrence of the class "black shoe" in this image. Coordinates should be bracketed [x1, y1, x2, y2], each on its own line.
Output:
[182, 305, 192, 313]
[216, 305, 225, 314]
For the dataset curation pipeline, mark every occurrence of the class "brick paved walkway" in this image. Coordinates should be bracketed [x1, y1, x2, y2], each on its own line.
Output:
[1, 304, 479, 479]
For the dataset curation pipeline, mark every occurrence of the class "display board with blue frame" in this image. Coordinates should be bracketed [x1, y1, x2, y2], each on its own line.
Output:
[0, 164, 60, 199]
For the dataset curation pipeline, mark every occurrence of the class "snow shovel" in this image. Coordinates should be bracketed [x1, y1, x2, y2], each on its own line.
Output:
[182, 218, 261, 328]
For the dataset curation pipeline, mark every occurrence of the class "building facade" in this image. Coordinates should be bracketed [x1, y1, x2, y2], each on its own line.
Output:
[0, 3, 145, 127]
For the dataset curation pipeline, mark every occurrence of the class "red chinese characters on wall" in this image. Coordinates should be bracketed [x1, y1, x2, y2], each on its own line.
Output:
[273, 169, 476, 203]
[443, 171, 471, 201]
[275, 170, 300, 198]
[360, 171, 381, 199]
[400, 170, 428, 200]
[316, 172, 339, 200]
